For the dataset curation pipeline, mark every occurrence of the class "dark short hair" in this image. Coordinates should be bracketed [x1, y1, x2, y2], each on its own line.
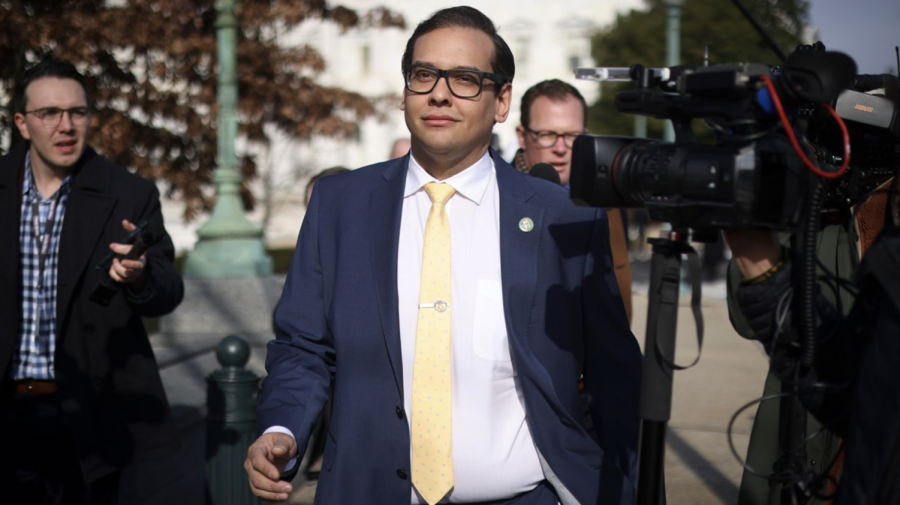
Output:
[520, 79, 587, 130]
[401, 6, 515, 92]
[13, 58, 90, 114]
[305, 166, 350, 205]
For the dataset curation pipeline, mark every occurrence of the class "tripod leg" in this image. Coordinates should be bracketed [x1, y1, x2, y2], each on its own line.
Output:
[636, 241, 684, 505]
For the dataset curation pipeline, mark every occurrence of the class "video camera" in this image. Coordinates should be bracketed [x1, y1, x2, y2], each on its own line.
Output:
[570, 49, 900, 234]
[572, 42, 900, 505]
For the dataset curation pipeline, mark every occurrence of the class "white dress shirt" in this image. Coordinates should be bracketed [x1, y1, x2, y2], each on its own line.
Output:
[399, 152, 544, 503]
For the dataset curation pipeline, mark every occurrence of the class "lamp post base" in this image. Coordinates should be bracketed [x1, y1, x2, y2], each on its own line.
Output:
[183, 238, 273, 279]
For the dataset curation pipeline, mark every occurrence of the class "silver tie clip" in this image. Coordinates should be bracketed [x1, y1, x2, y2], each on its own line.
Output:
[419, 299, 450, 312]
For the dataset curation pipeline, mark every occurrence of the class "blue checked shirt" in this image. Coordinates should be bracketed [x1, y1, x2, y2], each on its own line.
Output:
[14, 152, 72, 380]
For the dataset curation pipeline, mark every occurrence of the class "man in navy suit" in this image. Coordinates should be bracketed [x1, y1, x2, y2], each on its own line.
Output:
[245, 6, 642, 504]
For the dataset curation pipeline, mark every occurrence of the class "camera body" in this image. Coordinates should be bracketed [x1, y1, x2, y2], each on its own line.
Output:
[571, 52, 900, 232]
[571, 133, 807, 230]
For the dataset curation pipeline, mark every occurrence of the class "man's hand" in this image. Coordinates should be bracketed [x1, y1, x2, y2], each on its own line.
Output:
[244, 432, 298, 501]
[722, 230, 782, 280]
[108, 219, 147, 291]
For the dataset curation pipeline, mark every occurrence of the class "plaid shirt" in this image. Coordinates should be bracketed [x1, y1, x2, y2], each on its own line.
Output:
[14, 152, 72, 380]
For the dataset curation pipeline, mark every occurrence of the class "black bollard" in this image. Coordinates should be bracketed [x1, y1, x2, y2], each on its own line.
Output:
[206, 335, 260, 505]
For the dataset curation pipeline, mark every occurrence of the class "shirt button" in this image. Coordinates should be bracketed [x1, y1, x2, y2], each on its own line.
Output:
[396, 469, 408, 480]
[396, 406, 404, 420]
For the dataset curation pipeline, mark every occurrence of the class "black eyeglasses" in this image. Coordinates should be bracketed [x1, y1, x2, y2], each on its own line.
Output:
[525, 128, 584, 148]
[25, 107, 90, 129]
[405, 65, 508, 99]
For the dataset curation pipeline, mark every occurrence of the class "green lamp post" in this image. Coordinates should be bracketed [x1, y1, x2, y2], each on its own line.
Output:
[663, 0, 685, 142]
[183, 0, 272, 278]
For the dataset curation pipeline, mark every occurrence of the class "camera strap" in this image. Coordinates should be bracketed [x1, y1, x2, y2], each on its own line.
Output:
[650, 244, 704, 371]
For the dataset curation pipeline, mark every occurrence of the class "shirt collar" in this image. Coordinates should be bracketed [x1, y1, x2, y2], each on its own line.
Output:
[22, 151, 33, 197]
[404, 150, 493, 206]
[22, 150, 72, 201]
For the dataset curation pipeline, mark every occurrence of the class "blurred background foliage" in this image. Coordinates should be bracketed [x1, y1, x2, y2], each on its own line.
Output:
[0, 0, 403, 220]
[589, 0, 811, 140]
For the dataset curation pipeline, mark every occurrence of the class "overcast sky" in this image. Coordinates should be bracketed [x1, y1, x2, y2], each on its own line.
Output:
[808, 0, 900, 75]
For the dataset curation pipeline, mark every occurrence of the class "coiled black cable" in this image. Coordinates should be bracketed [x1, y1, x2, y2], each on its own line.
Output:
[801, 178, 824, 367]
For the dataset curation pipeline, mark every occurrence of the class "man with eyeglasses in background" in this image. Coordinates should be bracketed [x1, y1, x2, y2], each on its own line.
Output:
[0, 58, 183, 504]
[514, 80, 632, 323]
[246, 6, 640, 505]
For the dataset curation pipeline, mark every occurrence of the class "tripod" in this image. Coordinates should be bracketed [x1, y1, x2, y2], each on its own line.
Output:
[636, 228, 704, 505]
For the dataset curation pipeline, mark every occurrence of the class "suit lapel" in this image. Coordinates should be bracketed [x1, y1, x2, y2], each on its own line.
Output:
[368, 157, 408, 400]
[0, 145, 27, 370]
[57, 150, 116, 329]
[495, 155, 543, 351]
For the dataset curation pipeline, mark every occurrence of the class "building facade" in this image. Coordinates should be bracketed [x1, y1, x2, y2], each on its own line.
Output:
[165, 0, 642, 251]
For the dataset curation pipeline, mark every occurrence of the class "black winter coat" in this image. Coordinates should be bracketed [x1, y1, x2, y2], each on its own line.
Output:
[0, 143, 183, 482]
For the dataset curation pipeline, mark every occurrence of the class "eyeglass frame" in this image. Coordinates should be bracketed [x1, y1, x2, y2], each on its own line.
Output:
[523, 127, 586, 148]
[404, 64, 509, 99]
[24, 106, 90, 129]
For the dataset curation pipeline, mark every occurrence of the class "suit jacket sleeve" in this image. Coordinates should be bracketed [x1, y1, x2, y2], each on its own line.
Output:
[581, 208, 642, 493]
[127, 184, 184, 318]
[256, 189, 335, 449]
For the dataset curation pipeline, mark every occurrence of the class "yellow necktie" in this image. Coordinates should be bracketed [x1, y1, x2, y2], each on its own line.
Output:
[412, 182, 456, 504]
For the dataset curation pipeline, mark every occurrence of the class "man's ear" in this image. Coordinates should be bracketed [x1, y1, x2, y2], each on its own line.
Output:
[400, 87, 406, 111]
[14, 113, 31, 141]
[494, 82, 512, 124]
[515, 125, 527, 149]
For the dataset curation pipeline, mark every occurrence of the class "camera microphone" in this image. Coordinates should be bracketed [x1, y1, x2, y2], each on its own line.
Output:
[89, 219, 165, 307]
[529, 163, 561, 186]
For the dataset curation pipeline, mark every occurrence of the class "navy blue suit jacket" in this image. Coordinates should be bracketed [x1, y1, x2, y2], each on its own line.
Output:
[258, 152, 642, 504]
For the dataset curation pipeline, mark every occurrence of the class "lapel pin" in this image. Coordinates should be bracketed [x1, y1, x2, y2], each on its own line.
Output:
[518, 217, 534, 232]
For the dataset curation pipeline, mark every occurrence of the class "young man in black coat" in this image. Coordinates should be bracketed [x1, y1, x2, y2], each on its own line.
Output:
[0, 58, 184, 504]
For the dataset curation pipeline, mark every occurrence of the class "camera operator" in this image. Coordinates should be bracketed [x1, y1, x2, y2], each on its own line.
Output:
[724, 170, 900, 504]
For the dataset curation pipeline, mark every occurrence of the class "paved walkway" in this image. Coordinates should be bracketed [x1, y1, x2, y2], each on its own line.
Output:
[633, 291, 769, 504]
[288, 283, 771, 505]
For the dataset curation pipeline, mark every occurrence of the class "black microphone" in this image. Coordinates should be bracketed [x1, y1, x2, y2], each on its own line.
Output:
[90, 219, 165, 307]
[529, 163, 561, 185]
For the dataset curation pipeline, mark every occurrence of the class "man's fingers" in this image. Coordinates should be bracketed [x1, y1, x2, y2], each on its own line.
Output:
[109, 243, 133, 255]
[122, 219, 137, 233]
[266, 433, 298, 466]
[247, 437, 295, 480]
[245, 434, 297, 475]
[245, 444, 293, 501]
[249, 487, 289, 502]
[109, 259, 125, 283]
[247, 446, 280, 480]
[110, 259, 131, 281]
[119, 258, 146, 271]
[109, 257, 146, 284]
[247, 469, 291, 501]
[247, 467, 290, 493]
[251, 489, 289, 502]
